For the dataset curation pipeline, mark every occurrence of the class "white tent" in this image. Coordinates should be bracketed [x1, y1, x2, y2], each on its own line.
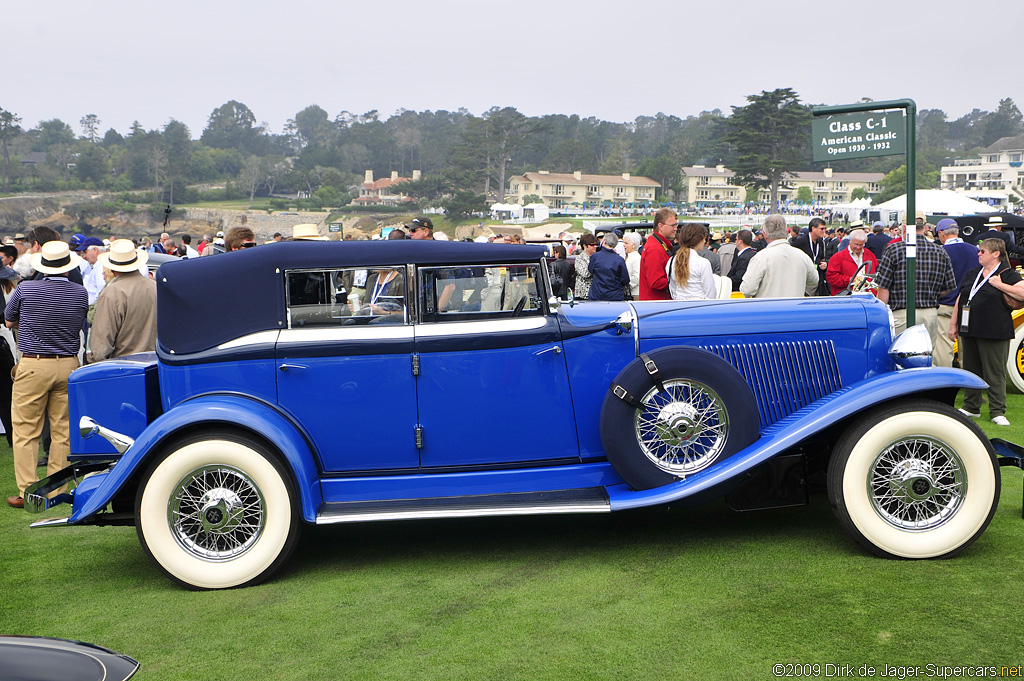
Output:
[522, 203, 549, 222]
[873, 190, 994, 217]
[489, 203, 523, 218]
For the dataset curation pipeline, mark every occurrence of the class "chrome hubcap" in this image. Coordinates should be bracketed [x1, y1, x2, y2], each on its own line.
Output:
[655, 402, 700, 447]
[869, 437, 966, 531]
[634, 378, 728, 476]
[169, 465, 265, 561]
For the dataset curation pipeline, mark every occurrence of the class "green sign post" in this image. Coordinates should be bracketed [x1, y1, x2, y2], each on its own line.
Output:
[812, 99, 917, 325]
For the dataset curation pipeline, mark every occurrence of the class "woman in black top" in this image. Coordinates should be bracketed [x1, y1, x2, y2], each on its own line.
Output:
[549, 245, 574, 300]
[949, 238, 1024, 425]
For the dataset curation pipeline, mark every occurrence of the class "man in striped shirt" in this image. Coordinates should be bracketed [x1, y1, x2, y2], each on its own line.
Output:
[5, 241, 89, 508]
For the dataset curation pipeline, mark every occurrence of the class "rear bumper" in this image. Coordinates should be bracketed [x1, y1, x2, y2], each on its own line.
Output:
[24, 461, 115, 515]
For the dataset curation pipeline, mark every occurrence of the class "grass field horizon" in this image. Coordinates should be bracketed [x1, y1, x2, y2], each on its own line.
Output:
[2, 396, 1023, 679]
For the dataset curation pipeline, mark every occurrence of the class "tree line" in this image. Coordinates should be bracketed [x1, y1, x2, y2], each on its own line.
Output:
[0, 91, 1021, 214]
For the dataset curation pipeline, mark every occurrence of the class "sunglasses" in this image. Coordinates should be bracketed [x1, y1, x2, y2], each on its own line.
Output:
[239, 241, 257, 248]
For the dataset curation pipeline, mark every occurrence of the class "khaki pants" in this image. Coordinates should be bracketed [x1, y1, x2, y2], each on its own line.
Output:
[893, 307, 939, 347]
[11, 356, 79, 495]
[934, 304, 957, 368]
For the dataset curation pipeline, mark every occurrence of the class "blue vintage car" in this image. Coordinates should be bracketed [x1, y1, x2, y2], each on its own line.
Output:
[23, 241, 1020, 589]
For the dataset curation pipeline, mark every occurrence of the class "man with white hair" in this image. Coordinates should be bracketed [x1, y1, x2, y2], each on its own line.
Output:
[740, 215, 818, 299]
[825, 229, 877, 295]
[622, 232, 642, 299]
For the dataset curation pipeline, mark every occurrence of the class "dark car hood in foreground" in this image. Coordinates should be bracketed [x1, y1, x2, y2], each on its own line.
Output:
[0, 636, 139, 681]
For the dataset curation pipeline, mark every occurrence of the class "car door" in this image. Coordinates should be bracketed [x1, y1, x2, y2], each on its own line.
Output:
[413, 263, 579, 468]
[276, 266, 419, 473]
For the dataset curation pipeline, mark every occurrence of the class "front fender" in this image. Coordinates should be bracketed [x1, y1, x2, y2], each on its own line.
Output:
[607, 367, 987, 510]
[69, 395, 322, 524]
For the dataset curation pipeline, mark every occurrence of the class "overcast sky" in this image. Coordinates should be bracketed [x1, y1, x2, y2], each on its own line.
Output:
[5, 0, 1021, 139]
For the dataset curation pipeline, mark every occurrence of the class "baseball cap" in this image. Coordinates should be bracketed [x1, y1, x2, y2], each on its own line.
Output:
[408, 217, 433, 231]
[75, 236, 104, 252]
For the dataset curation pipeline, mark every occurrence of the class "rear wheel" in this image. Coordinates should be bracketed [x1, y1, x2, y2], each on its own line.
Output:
[827, 400, 999, 559]
[136, 433, 300, 589]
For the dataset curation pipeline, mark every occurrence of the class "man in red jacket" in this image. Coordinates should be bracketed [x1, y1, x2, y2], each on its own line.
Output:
[825, 228, 877, 295]
[639, 208, 678, 300]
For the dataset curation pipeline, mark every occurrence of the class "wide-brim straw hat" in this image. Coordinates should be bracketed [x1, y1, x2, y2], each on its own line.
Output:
[292, 223, 327, 241]
[97, 239, 149, 272]
[984, 216, 1006, 228]
[30, 241, 82, 275]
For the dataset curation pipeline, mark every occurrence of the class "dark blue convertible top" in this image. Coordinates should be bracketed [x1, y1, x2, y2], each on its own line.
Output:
[156, 240, 548, 355]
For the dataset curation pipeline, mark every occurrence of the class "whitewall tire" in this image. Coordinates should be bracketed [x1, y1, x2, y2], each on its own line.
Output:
[136, 434, 300, 589]
[827, 400, 999, 559]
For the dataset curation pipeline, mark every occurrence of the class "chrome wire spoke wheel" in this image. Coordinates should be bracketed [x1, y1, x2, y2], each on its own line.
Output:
[634, 378, 728, 476]
[868, 436, 965, 531]
[169, 465, 266, 561]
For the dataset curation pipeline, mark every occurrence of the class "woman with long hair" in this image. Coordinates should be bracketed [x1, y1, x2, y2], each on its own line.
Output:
[950, 237, 1024, 425]
[667, 223, 716, 300]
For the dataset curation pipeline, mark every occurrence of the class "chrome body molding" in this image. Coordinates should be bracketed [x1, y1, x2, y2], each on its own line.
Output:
[278, 326, 412, 343]
[414, 317, 548, 337]
[217, 330, 281, 350]
[315, 503, 609, 524]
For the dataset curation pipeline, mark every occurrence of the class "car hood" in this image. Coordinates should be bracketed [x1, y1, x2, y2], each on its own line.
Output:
[633, 296, 877, 339]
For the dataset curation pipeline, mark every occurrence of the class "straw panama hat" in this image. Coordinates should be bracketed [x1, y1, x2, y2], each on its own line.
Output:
[97, 239, 149, 272]
[292, 224, 327, 241]
[31, 241, 82, 275]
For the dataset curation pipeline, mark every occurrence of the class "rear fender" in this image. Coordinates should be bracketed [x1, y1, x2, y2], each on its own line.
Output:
[69, 395, 322, 524]
[607, 367, 987, 510]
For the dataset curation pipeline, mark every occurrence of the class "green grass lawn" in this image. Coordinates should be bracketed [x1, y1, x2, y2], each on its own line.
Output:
[2, 398, 1023, 680]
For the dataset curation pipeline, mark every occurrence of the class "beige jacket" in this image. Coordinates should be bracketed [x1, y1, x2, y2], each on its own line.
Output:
[740, 239, 819, 299]
[89, 270, 157, 362]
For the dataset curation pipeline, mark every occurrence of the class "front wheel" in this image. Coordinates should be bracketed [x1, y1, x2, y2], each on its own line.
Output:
[136, 433, 301, 589]
[827, 400, 999, 559]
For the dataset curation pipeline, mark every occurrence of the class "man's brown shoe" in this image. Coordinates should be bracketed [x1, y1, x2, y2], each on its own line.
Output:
[7, 496, 24, 509]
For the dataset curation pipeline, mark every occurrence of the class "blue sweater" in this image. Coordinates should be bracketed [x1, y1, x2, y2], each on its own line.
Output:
[587, 247, 630, 301]
[940, 240, 979, 306]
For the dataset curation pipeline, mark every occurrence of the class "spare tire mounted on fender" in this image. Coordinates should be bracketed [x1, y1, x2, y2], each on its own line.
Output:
[600, 346, 760, 490]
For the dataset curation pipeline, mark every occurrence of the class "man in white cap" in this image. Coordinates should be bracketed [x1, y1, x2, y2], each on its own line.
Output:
[4, 241, 89, 508]
[88, 240, 157, 363]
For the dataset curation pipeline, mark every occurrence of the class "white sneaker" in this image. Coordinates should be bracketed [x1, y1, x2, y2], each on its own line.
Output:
[959, 408, 981, 418]
[992, 415, 1010, 426]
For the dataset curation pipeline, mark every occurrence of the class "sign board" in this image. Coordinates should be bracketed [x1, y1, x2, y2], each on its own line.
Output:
[328, 223, 343, 233]
[811, 111, 906, 162]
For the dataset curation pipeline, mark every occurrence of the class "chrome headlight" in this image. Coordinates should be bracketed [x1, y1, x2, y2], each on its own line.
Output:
[888, 324, 933, 370]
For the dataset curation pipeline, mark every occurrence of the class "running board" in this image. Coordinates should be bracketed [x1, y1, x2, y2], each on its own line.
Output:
[316, 487, 610, 524]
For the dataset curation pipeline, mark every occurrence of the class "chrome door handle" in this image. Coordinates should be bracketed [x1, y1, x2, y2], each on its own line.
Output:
[535, 346, 562, 356]
[279, 363, 308, 371]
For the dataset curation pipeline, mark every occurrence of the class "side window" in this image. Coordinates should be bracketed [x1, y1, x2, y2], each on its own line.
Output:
[286, 267, 407, 327]
[419, 264, 543, 323]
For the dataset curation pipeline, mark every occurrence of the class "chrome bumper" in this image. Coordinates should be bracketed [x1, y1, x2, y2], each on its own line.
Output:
[23, 461, 114, 514]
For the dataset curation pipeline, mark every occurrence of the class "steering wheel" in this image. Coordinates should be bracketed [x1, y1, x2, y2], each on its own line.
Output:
[846, 261, 875, 294]
[511, 296, 527, 317]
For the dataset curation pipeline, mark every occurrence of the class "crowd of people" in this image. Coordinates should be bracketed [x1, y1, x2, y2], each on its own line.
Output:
[557, 209, 1024, 427]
